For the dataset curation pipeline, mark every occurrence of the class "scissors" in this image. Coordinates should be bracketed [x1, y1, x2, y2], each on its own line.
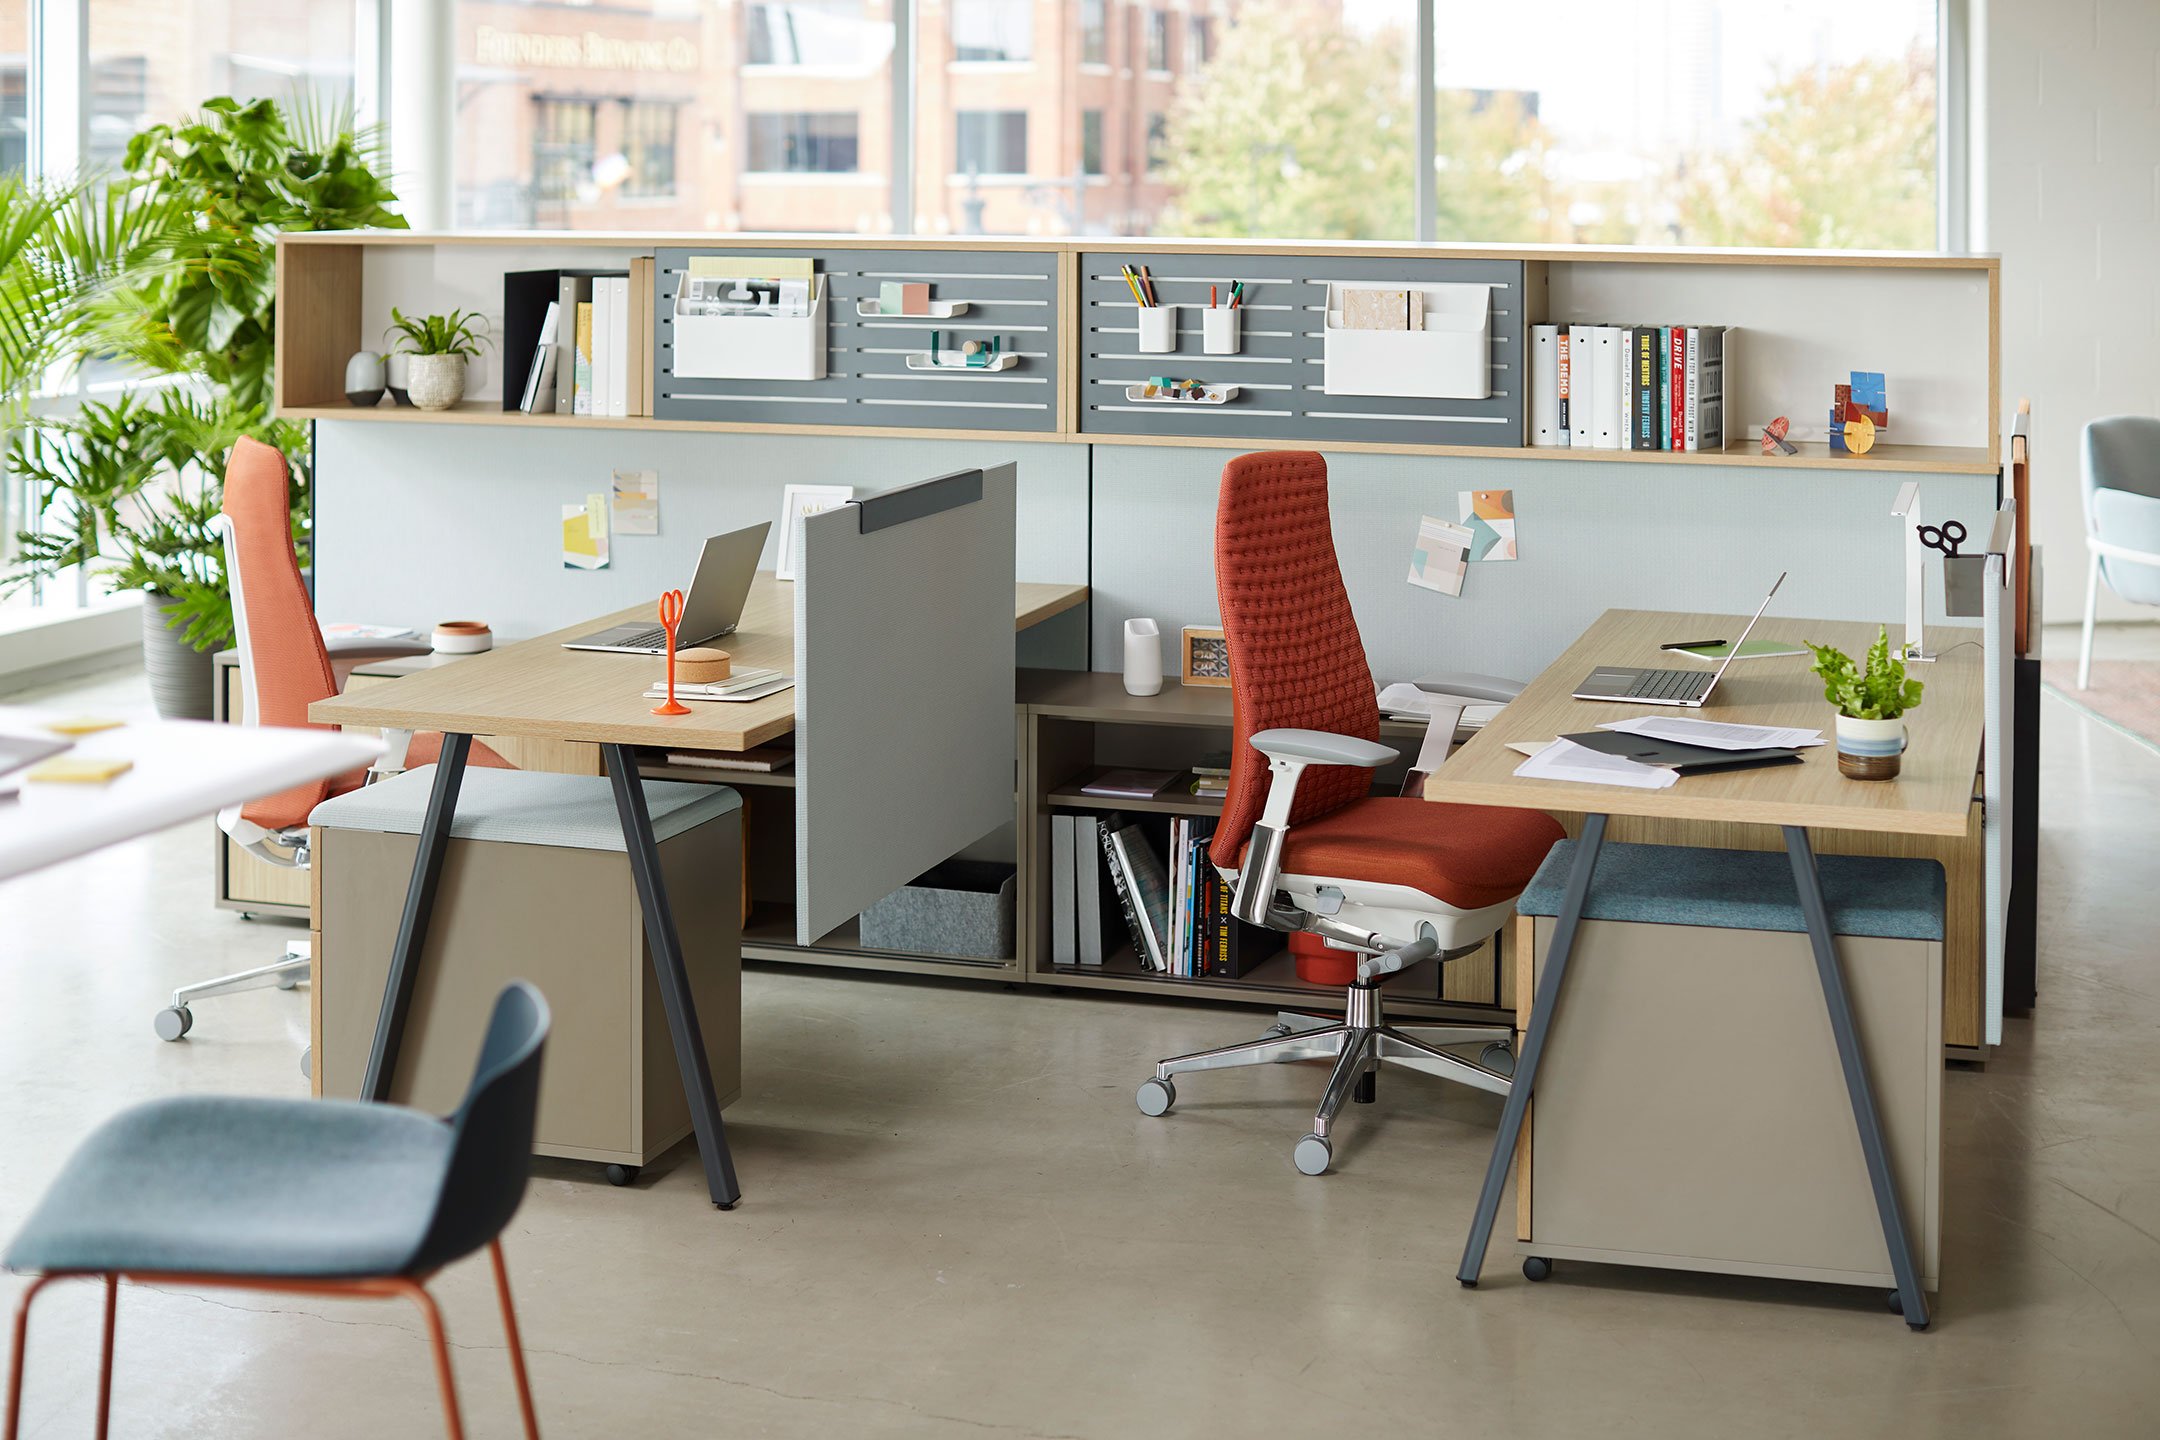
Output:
[651, 589, 692, 716]
[1917, 519, 1966, 558]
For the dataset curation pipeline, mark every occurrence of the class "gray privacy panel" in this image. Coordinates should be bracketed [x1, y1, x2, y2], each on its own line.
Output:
[1077, 251, 1522, 447]
[312, 423, 1083, 640]
[794, 464, 1018, 945]
[653, 247, 1059, 433]
[1090, 446, 1997, 687]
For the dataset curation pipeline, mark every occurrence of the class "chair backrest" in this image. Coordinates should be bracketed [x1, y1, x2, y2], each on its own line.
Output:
[1209, 451, 1380, 870]
[409, 982, 552, 1273]
[2083, 416, 2160, 605]
[223, 436, 343, 830]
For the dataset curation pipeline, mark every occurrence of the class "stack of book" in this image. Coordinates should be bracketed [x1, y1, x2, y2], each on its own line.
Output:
[1190, 752, 1231, 801]
[1052, 814, 1270, 978]
[1528, 323, 1727, 452]
[503, 260, 658, 419]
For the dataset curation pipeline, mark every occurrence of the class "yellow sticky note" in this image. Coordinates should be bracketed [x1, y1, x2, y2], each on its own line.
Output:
[26, 756, 134, 784]
[44, 716, 126, 736]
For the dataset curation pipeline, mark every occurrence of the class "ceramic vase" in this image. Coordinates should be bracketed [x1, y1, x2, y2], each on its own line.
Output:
[343, 350, 385, 406]
[384, 351, 412, 406]
[1834, 713, 1907, 780]
[1123, 618, 1163, 697]
[405, 354, 467, 411]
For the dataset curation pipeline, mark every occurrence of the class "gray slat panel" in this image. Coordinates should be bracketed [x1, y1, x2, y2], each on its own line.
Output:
[1076, 251, 1523, 447]
[654, 248, 1060, 433]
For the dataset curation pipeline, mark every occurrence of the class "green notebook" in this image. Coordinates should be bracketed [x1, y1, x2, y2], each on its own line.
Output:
[1669, 638, 1808, 663]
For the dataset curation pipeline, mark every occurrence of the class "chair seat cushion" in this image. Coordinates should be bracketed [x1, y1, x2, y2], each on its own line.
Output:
[3, 1097, 454, 1279]
[1258, 796, 1565, 912]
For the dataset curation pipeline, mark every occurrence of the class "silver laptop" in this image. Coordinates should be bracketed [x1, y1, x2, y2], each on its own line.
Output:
[562, 522, 772, 655]
[1573, 572, 1786, 707]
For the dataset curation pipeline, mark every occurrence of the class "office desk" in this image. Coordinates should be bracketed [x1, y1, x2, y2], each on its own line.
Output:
[307, 571, 1085, 1212]
[1429, 609, 1983, 1330]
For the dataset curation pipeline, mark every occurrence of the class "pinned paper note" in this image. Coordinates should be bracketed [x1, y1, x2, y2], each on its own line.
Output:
[1407, 515, 1473, 597]
[612, 469, 659, 535]
[1458, 488, 1518, 562]
[562, 494, 610, 571]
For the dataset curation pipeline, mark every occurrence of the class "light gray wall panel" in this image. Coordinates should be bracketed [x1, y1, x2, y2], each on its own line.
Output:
[1089, 447, 1997, 686]
[313, 423, 1084, 639]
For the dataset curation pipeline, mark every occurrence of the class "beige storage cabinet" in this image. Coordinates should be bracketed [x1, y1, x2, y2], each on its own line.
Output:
[311, 767, 743, 1176]
[1515, 842, 1944, 1294]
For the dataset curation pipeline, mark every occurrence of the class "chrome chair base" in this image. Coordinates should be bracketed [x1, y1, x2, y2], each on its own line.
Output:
[1137, 982, 1514, 1175]
[154, 941, 310, 1042]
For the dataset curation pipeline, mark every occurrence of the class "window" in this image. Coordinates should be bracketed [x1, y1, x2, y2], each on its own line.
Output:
[1144, 112, 1166, 172]
[621, 101, 678, 199]
[954, 109, 1027, 176]
[1081, 109, 1104, 177]
[531, 98, 597, 205]
[745, 112, 860, 174]
[1144, 10, 1170, 73]
[1080, 0, 1108, 66]
[747, 0, 879, 68]
[0, 64, 25, 175]
[1186, 16, 1213, 68]
[951, 0, 1033, 64]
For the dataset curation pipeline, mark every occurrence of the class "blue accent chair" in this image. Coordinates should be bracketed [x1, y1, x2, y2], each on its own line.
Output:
[2080, 415, 2160, 688]
[4, 983, 550, 1440]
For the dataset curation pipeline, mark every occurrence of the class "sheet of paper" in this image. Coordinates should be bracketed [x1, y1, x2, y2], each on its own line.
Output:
[1407, 515, 1473, 597]
[562, 496, 609, 571]
[1513, 737, 1679, 790]
[611, 469, 659, 535]
[1600, 715, 1825, 750]
[1667, 638, 1807, 663]
[1458, 488, 1518, 561]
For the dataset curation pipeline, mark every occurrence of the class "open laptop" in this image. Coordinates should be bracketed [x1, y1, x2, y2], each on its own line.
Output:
[1573, 572, 1787, 707]
[562, 521, 772, 655]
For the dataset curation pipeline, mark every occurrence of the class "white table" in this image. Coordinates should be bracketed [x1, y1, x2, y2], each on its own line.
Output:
[0, 708, 381, 883]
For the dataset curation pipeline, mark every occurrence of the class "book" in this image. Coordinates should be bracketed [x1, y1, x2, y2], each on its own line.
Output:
[1668, 326, 1686, 451]
[1079, 768, 1179, 799]
[1555, 327, 1573, 446]
[1051, 814, 1077, 968]
[1101, 819, 1169, 971]
[1633, 326, 1660, 449]
[1695, 325, 1726, 451]
[606, 275, 630, 418]
[628, 257, 651, 418]
[1657, 326, 1673, 450]
[1592, 326, 1623, 449]
[518, 301, 561, 414]
[592, 280, 614, 419]
[1529, 324, 1561, 447]
[1074, 816, 1112, 966]
[572, 301, 594, 416]
[1617, 326, 1636, 450]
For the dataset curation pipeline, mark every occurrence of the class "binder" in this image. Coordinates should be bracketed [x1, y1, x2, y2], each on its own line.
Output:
[554, 274, 588, 415]
[1051, 814, 1077, 967]
[1556, 326, 1574, 446]
[1592, 325, 1623, 449]
[1567, 325, 1595, 448]
[1075, 816, 1111, 966]
[1529, 324, 1561, 447]
[606, 275, 631, 418]
[1617, 326, 1637, 450]
[517, 302, 560, 414]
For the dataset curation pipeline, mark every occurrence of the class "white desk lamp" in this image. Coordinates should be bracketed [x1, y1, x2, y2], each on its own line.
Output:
[1889, 481, 1935, 663]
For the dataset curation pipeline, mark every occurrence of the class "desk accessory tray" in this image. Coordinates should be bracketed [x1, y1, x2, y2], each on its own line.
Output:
[1320, 281, 1492, 400]
[857, 298, 970, 319]
[907, 351, 1019, 372]
[1125, 381, 1237, 405]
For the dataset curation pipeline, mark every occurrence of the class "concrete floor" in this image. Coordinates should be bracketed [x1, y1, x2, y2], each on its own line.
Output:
[3, 628, 2159, 1439]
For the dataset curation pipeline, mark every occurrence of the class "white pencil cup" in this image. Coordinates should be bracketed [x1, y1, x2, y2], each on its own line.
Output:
[1136, 307, 1176, 354]
[1202, 307, 1241, 356]
[1123, 618, 1164, 696]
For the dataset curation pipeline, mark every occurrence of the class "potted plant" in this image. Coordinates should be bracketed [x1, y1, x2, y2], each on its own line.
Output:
[1805, 626, 1925, 780]
[385, 308, 489, 410]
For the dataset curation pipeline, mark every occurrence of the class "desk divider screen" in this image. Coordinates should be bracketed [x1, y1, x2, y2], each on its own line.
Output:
[652, 247, 1061, 433]
[1982, 536, 2014, 1047]
[791, 463, 1019, 945]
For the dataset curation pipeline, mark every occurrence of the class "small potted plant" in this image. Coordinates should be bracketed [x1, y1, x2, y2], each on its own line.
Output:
[1805, 626, 1924, 780]
[385, 307, 490, 410]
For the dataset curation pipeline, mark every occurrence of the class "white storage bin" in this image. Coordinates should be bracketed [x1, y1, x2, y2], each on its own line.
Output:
[672, 274, 828, 382]
[1321, 282, 1491, 400]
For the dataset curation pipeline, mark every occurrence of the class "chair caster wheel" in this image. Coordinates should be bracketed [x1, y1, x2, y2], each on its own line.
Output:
[1136, 1078, 1175, 1117]
[1481, 1042, 1515, 1077]
[1523, 1256, 1553, 1282]
[276, 969, 301, 991]
[604, 1164, 641, 1187]
[154, 1006, 192, 1042]
[299, 1047, 312, 1081]
[1293, 1134, 1331, 1176]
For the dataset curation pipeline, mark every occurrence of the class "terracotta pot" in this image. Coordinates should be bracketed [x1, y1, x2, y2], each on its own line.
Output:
[1834, 713, 1908, 780]
[405, 353, 467, 410]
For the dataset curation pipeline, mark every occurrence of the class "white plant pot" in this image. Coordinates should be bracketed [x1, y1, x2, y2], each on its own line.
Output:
[1833, 713, 1908, 781]
[405, 353, 467, 411]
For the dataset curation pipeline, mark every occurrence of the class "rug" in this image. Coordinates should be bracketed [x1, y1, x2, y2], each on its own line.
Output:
[2042, 659, 2160, 753]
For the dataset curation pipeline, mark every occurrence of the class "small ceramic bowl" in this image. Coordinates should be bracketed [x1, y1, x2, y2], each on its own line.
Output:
[432, 621, 494, 655]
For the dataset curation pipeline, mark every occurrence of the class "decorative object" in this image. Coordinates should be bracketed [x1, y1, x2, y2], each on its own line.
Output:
[676, 647, 731, 684]
[1850, 370, 1888, 428]
[386, 307, 490, 411]
[430, 620, 492, 654]
[1126, 378, 1235, 404]
[1181, 626, 1231, 687]
[1123, 618, 1164, 697]
[384, 350, 412, 406]
[1806, 626, 1924, 780]
[1458, 488, 1518, 561]
[1830, 374, 1884, 454]
[1760, 416, 1797, 455]
[908, 332, 1015, 370]
[857, 296, 968, 319]
[776, 482, 853, 581]
[343, 350, 385, 406]
[652, 589, 692, 716]
[878, 280, 931, 315]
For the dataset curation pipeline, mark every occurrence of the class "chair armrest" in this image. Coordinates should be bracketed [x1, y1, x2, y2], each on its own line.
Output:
[1229, 729, 1398, 928]
[1249, 728, 1398, 768]
[1409, 672, 1525, 704]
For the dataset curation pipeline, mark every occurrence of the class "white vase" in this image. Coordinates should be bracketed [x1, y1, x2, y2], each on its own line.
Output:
[343, 350, 385, 406]
[1123, 618, 1163, 696]
[384, 351, 412, 406]
[405, 353, 467, 411]
[1834, 713, 1908, 780]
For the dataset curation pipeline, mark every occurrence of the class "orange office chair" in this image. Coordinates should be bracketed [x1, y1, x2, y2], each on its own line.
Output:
[1134, 451, 1564, 1175]
[154, 437, 514, 1057]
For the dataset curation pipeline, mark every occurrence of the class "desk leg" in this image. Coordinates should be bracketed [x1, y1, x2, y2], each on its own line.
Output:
[1457, 812, 1607, 1287]
[362, 733, 471, 1104]
[603, 745, 742, 1211]
[1784, 826, 1930, 1330]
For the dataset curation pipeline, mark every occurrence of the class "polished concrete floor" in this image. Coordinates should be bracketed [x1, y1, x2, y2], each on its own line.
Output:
[3, 630, 2159, 1439]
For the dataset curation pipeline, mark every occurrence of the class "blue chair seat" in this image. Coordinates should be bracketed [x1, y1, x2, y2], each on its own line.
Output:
[1518, 841, 1945, 942]
[4, 1096, 455, 1279]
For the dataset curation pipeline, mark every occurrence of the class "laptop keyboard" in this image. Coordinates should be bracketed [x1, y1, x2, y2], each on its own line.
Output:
[612, 627, 668, 649]
[1624, 667, 1706, 700]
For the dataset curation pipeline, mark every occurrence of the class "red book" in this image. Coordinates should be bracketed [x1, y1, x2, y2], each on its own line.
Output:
[1668, 328, 1687, 452]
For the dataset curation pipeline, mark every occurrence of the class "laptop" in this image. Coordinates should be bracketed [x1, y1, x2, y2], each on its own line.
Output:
[562, 522, 772, 655]
[1573, 572, 1787, 707]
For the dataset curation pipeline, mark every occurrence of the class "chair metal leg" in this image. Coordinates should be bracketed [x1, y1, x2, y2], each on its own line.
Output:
[401, 1282, 466, 1440]
[1376, 1029, 1512, 1097]
[170, 955, 310, 1008]
[1157, 1026, 1348, 1079]
[488, 1242, 541, 1440]
[1388, 1024, 1515, 1048]
[5, 1275, 58, 1440]
[94, 1276, 116, 1440]
[1270, 1010, 1340, 1037]
[2080, 548, 2101, 688]
[1312, 1030, 1375, 1137]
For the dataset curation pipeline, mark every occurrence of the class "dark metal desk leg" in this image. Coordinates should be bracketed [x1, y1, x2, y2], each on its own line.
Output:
[604, 745, 742, 1210]
[362, 733, 472, 1103]
[1458, 813, 1608, 1286]
[1783, 825, 1930, 1330]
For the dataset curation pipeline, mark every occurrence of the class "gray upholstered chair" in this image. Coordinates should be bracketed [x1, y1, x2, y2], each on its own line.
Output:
[2079, 415, 2160, 688]
[5, 984, 550, 1440]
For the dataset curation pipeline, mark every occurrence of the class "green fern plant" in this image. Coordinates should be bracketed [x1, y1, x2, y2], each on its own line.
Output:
[1805, 626, 1925, 721]
[384, 307, 491, 358]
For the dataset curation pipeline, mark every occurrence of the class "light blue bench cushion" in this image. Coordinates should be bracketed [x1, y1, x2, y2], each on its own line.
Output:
[310, 764, 741, 852]
[1518, 841, 1945, 942]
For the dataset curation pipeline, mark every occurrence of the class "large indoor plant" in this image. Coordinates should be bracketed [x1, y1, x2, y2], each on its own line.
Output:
[1806, 626, 1925, 780]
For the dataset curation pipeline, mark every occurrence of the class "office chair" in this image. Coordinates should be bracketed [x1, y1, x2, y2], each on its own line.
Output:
[7, 983, 550, 1440]
[1135, 451, 1564, 1175]
[156, 436, 513, 1051]
[2078, 415, 2160, 688]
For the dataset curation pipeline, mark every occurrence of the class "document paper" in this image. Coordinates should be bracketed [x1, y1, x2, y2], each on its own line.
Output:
[1512, 738, 1679, 790]
[1599, 715, 1825, 751]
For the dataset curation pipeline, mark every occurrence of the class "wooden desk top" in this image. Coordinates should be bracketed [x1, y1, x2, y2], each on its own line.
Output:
[1424, 609, 1984, 837]
[310, 575, 1088, 752]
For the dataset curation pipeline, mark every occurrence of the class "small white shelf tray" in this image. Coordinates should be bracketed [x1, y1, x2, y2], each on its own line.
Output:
[1124, 382, 1238, 405]
[857, 299, 971, 319]
[907, 352, 1019, 372]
